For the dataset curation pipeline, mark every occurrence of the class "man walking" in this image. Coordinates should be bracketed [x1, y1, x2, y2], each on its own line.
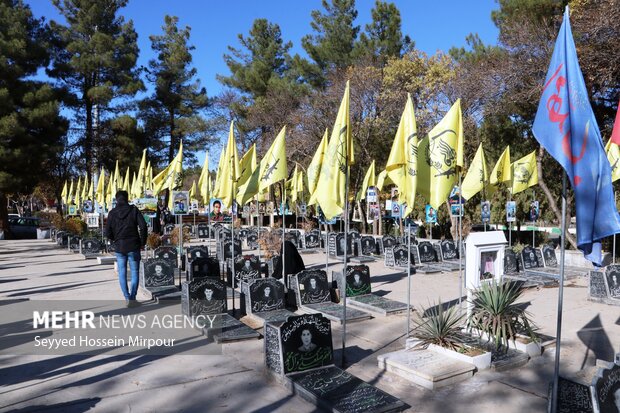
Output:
[105, 190, 147, 307]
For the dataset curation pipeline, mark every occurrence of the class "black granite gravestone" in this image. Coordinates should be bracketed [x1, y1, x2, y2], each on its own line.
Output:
[141, 259, 175, 289]
[246, 229, 259, 249]
[187, 256, 220, 279]
[392, 245, 413, 268]
[334, 233, 352, 256]
[504, 248, 519, 274]
[197, 223, 209, 239]
[343, 265, 371, 297]
[606, 265, 620, 300]
[181, 277, 227, 317]
[222, 239, 242, 260]
[535, 248, 545, 267]
[440, 240, 459, 260]
[239, 228, 249, 239]
[154, 246, 178, 263]
[295, 270, 331, 305]
[555, 377, 594, 413]
[380, 235, 397, 253]
[304, 230, 321, 249]
[182, 223, 194, 237]
[411, 245, 421, 267]
[521, 246, 540, 269]
[69, 236, 81, 251]
[230, 255, 261, 287]
[384, 247, 395, 267]
[418, 241, 437, 263]
[106, 238, 116, 252]
[542, 244, 558, 267]
[164, 224, 176, 234]
[80, 238, 102, 255]
[56, 231, 67, 246]
[589, 271, 608, 299]
[592, 361, 620, 413]
[432, 243, 443, 262]
[349, 228, 360, 242]
[359, 236, 377, 256]
[248, 278, 285, 313]
[186, 246, 208, 261]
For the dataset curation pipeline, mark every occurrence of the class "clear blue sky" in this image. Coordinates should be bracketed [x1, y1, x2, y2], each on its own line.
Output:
[26, 0, 500, 167]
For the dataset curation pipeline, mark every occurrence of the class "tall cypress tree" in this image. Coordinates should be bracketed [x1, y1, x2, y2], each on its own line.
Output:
[140, 15, 210, 166]
[49, 0, 143, 176]
[0, 0, 67, 235]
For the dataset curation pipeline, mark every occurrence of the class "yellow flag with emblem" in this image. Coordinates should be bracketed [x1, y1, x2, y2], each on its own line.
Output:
[237, 144, 257, 188]
[307, 129, 329, 205]
[356, 160, 376, 201]
[237, 126, 287, 204]
[511, 151, 538, 195]
[189, 179, 197, 200]
[135, 149, 147, 197]
[461, 143, 489, 200]
[376, 169, 395, 191]
[144, 161, 153, 191]
[197, 152, 211, 203]
[61, 181, 68, 204]
[152, 142, 184, 196]
[122, 167, 130, 192]
[490, 146, 512, 186]
[217, 122, 240, 208]
[96, 167, 106, 204]
[81, 174, 88, 202]
[74, 177, 82, 207]
[212, 148, 225, 198]
[605, 139, 620, 182]
[417, 99, 464, 209]
[385, 94, 418, 215]
[315, 81, 353, 219]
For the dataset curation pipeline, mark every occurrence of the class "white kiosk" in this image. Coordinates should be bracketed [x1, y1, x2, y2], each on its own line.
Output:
[465, 231, 508, 317]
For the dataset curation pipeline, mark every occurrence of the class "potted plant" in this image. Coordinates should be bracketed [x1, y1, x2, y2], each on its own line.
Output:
[409, 300, 492, 370]
[467, 280, 539, 356]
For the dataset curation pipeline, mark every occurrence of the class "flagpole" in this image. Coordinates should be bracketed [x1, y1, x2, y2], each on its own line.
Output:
[614, 191, 617, 264]
[550, 172, 567, 413]
[458, 172, 463, 308]
[231, 201, 236, 315]
[532, 191, 536, 248]
[341, 166, 349, 368]
[406, 220, 412, 338]
[282, 183, 286, 287]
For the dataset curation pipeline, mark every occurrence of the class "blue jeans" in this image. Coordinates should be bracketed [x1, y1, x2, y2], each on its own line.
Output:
[115, 251, 141, 300]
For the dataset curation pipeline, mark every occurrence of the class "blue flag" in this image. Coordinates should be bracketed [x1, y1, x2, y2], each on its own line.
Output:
[532, 7, 620, 266]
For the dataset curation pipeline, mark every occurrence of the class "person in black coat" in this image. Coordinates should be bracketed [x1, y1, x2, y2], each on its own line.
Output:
[272, 240, 305, 281]
[105, 190, 147, 306]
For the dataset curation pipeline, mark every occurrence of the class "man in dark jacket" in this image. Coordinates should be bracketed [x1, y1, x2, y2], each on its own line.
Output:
[105, 190, 148, 306]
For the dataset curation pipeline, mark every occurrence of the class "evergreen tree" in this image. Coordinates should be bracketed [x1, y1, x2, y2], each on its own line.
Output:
[49, 0, 143, 176]
[0, 0, 67, 235]
[300, 0, 360, 85]
[354, 1, 412, 63]
[140, 15, 211, 166]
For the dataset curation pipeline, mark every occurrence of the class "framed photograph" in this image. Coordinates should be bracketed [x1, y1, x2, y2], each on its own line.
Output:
[450, 203, 463, 217]
[529, 200, 539, 222]
[506, 201, 516, 222]
[481, 200, 491, 223]
[171, 191, 190, 215]
[425, 205, 437, 224]
[366, 187, 377, 203]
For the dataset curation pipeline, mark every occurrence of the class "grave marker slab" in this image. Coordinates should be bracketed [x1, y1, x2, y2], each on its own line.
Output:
[556, 377, 594, 413]
[230, 255, 261, 287]
[542, 244, 558, 267]
[69, 236, 81, 252]
[140, 259, 175, 290]
[432, 243, 443, 262]
[535, 248, 545, 267]
[203, 313, 261, 343]
[521, 246, 541, 269]
[246, 230, 259, 249]
[592, 360, 620, 413]
[186, 246, 208, 261]
[359, 236, 377, 256]
[79, 238, 102, 256]
[418, 241, 438, 263]
[504, 248, 520, 275]
[197, 223, 209, 239]
[181, 277, 227, 317]
[295, 270, 331, 305]
[304, 230, 321, 249]
[222, 239, 242, 260]
[380, 235, 397, 254]
[440, 240, 459, 261]
[247, 278, 285, 313]
[187, 256, 220, 279]
[154, 246, 178, 263]
[605, 265, 620, 300]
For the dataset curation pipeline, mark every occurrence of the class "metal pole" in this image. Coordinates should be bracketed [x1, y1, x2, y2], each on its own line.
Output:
[325, 223, 329, 274]
[282, 184, 286, 287]
[458, 174, 463, 308]
[231, 202, 236, 315]
[178, 214, 182, 290]
[550, 172, 567, 413]
[341, 172, 349, 368]
[406, 221, 412, 338]
[614, 191, 617, 264]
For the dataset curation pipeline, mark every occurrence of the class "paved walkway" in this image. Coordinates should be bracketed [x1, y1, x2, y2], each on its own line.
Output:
[0, 239, 618, 412]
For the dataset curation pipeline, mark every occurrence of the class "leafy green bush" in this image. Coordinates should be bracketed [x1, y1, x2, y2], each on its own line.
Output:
[410, 300, 467, 351]
[467, 280, 537, 352]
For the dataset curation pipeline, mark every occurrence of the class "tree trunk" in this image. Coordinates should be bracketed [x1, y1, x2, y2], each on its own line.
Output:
[0, 192, 12, 239]
[536, 147, 577, 249]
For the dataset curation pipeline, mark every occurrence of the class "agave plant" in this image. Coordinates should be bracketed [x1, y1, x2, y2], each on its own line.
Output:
[410, 300, 467, 351]
[467, 280, 538, 352]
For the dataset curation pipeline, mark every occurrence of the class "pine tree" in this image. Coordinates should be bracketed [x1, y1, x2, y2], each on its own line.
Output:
[0, 0, 67, 235]
[140, 15, 210, 167]
[49, 0, 143, 177]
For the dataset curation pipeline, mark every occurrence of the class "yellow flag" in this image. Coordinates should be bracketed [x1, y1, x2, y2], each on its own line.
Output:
[417, 99, 464, 209]
[135, 149, 147, 197]
[490, 146, 512, 186]
[105, 172, 113, 206]
[385, 94, 418, 215]
[217, 122, 240, 208]
[145, 161, 153, 191]
[461, 143, 489, 200]
[67, 179, 74, 204]
[189, 179, 197, 200]
[113, 161, 121, 189]
[75, 177, 82, 207]
[130, 172, 138, 198]
[197, 152, 211, 203]
[315, 81, 353, 219]
[61, 181, 68, 204]
[87, 174, 94, 200]
[237, 144, 257, 188]
[307, 129, 329, 206]
[511, 151, 538, 195]
[212, 150, 225, 198]
[81, 174, 88, 202]
[357, 160, 376, 201]
[376, 169, 395, 191]
[287, 165, 299, 202]
[606, 139, 620, 182]
[237, 126, 287, 205]
[122, 167, 130, 192]
[152, 141, 184, 196]
[96, 167, 106, 204]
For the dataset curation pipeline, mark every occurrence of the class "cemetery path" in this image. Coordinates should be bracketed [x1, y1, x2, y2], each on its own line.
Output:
[0, 239, 618, 412]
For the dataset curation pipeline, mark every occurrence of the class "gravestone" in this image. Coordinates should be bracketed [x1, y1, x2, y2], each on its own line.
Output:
[411, 246, 421, 267]
[359, 236, 377, 256]
[556, 377, 594, 413]
[56, 231, 67, 247]
[342, 265, 371, 297]
[69, 236, 81, 252]
[247, 278, 285, 314]
[154, 246, 178, 263]
[187, 257, 220, 280]
[335, 233, 352, 256]
[79, 238, 102, 255]
[246, 229, 259, 249]
[164, 224, 176, 235]
[106, 239, 116, 253]
[239, 228, 249, 239]
[212, 223, 224, 238]
[197, 223, 209, 239]
[605, 265, 620, 300]
[418, 241, 438, 263]
[380, 235, 397, 253]
[304, 230, 321, 249]
[328, 233, 337, 256]
[504, 248, 520, 275]
[140, 259, 175, 289]
[222, 239, 242, 260]
[542, 244, 558, 267]
[230, 255, 261, 287]
[182, 223, 194, 237]
[392, 245, 414, 268]
[186, 246, 208, 261]
[432, 243, 443, 262]
[384, 247, 395, 267]
[295, 270, 331, 305]
[521, 246, 540, 269]
[181, 277, 227, 317]
[440, 240, 459, 261]
[589, 271, 608, 300]
[535, 248, 545, 267]
[592, 361, 620, 413]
